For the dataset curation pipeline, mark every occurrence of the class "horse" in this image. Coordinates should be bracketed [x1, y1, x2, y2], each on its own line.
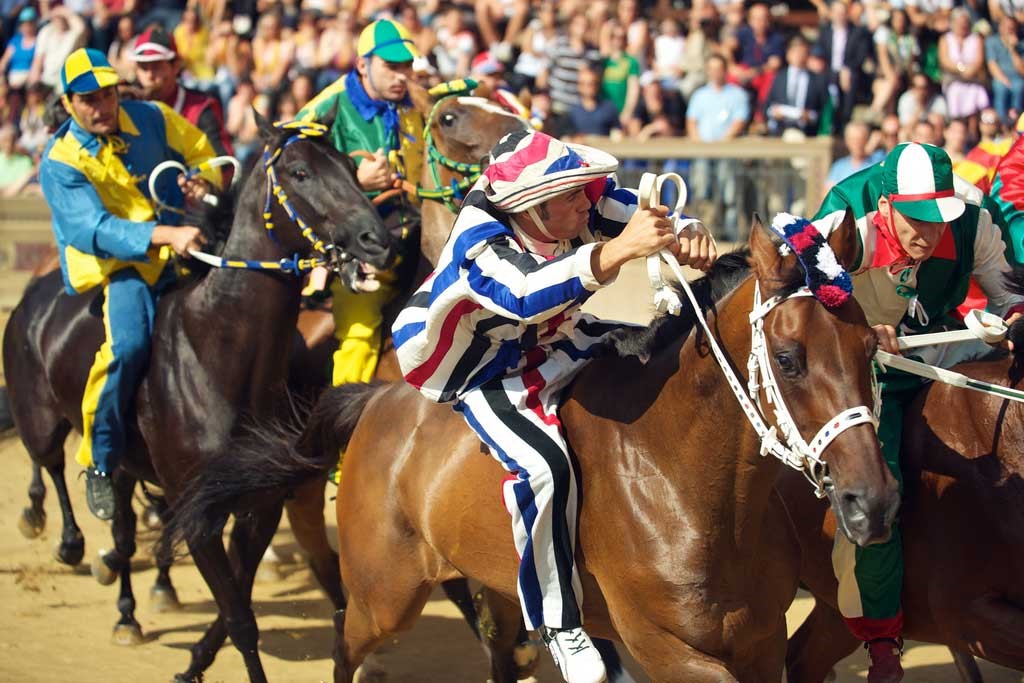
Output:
[2, 111, 393, 683]
[782, 346, 1024, 682]
[169, 211, 901, 681]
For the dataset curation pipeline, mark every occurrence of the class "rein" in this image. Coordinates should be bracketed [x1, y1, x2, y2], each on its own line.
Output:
[177, 120, 346, 275]
[639, 173, 877, 497]
[417, 79, 483, 213]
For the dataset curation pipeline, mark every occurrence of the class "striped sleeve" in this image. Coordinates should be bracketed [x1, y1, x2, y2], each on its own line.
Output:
[466, 236, 603, 324]
[591, 174, 639, 239]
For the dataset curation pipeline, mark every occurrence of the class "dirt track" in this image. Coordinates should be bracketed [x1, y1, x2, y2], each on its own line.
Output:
[1, 263, 1022, 682]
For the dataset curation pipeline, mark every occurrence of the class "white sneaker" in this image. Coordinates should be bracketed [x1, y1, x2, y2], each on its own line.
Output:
[542, 626, 607, 683]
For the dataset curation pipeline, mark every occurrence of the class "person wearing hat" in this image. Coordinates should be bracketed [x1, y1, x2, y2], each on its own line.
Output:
[813, 142, 1024, 682]
[393, 129, 716, 683]
[0, 6, 38, 89]
[38, 48, 221, 520]
[129, 24, 233, 160]
[297, 18, 426, 389]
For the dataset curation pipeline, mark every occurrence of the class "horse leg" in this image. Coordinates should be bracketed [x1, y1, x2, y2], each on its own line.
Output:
[46, 459, 86, 566]
[950, 649, 983, 683]
[285, 477, 345, 609]
[98, 470, 146, 645]
[151, 499, 182, 613]
[177, 504, 284, 683]
[785, 598, 859, 683]
[473, 587, 539, 683]
[18, 462, 47, 539]
[959, 594, 1024, 670]
[442, 578, 479, 639]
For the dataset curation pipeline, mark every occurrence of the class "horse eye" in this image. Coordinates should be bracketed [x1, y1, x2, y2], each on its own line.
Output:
[440, 113, 456, 127]
[774, 351, 799, 377]
[292, 167, 310, 180]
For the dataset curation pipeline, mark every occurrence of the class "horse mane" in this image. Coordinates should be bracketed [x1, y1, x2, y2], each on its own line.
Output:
[606, 246, 808, 360]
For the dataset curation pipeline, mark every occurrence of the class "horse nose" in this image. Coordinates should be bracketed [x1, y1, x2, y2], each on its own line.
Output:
[838, 483, 900, 547]
[355, 228, 393, 266]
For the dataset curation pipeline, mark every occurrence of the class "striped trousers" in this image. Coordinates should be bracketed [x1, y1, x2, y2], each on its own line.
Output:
[454, 347, 592, 631]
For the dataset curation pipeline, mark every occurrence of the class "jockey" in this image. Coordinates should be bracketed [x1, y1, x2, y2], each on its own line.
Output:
[38, 48, 220, 520]
[392, 129, 716, 683]
[128, 24, 234, 160]
[988, 113, 1024, 264]
[813, 142, 1024, 682]
[297, 18, 425, 387]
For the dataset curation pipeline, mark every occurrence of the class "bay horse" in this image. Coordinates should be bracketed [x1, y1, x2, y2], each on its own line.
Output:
[171, 212, 900, 681]
[782, 348, 1024, 682]
[2, 111, 393, 683]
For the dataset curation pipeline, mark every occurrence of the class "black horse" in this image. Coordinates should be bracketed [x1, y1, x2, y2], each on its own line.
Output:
[2, 112, 393, 683]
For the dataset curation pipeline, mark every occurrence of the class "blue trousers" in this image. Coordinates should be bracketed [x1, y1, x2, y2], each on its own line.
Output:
[75, 269, 162, 474]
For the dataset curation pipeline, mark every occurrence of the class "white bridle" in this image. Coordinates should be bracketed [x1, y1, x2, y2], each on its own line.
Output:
[639, 173, 878, 497]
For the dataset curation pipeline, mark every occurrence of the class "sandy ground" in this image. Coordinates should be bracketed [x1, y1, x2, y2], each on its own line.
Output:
[1, 263, 1022, 682]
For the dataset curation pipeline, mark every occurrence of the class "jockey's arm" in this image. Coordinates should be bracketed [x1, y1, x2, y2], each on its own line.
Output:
[970, 208, 1024, 320]
[154, 101, 224, 194]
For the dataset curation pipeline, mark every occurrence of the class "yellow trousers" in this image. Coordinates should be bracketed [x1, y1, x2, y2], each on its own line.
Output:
[330, 279, 398, 386]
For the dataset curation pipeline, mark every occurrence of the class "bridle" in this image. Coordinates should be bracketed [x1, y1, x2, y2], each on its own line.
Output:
[416, 80, 485, 213]
[161, 120, 359, 275]
[640, 173, 879, 497]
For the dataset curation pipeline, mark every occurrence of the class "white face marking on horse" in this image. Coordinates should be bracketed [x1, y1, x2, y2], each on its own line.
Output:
[455, 96, 523, 122]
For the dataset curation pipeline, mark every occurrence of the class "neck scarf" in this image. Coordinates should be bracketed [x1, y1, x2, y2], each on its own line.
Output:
[345, 68, 410, 150]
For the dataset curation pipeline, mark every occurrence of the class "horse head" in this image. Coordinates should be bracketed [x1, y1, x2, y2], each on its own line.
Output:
[253, 108, 394, 273]
[748, 210, 900, 547]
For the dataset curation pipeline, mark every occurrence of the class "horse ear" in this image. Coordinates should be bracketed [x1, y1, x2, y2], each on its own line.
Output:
[748, 213, 785, 283]
[408, 81, 432, 116]
[255, 107, 276, 146]
[825, 208, 860, 271]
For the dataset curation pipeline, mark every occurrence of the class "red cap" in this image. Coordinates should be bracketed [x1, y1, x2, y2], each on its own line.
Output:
[471, 51, 504, 76]
[131, 25, 178, 62]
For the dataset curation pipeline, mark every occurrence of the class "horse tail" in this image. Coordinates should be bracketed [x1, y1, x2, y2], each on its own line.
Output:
[158, 381, 387, 558]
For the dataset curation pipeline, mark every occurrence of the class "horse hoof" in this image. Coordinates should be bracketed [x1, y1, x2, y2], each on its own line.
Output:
[91, 549, 118, 585]
[111, 623, 144, 646]
[150, 585, 182, 612]
[255, 559, 283, 583]
[354, 654, 387, 683]
[173, 673, 203, 683]
[824, 668, 837, 682]
[53, 535, 85, 566]
[142, 505, 163, 531]
[513, 640, 541, 680]
[18, 508, 45, 539]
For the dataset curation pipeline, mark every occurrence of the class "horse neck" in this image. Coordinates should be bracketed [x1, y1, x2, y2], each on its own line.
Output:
[419, 149, 458, 267]
[664, 277, 784, 549]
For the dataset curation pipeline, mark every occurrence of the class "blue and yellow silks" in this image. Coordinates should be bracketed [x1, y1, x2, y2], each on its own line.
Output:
[38, 99, 219, 472]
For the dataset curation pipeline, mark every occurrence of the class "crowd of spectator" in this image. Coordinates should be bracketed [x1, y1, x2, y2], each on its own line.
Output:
[3, 0, 1024, 207]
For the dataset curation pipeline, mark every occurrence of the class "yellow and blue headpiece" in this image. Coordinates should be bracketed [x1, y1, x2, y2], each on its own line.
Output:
[61, 48, 120, 95]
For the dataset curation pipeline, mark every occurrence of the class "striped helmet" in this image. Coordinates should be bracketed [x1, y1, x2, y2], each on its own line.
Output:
[481, 130, 617, 214]
[882, 142, 965, 223]
[61, 48, 119, 95]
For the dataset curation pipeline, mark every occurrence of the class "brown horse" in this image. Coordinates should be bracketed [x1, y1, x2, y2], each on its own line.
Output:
[181, 213, 901, 681]
[782, 349, 1024, 682]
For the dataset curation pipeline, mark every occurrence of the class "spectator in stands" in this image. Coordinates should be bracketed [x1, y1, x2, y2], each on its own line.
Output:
[733, 2, 784, 116]
[986, 15, 1024, 124]
[939, 8, 990, 124]
[872, 8, 920, 117]
[906, 0, 953, 34]
[1, 6, 37, 90]
[251, 11, 294, 94]
[175, 6, 214, 86]
[433, 5, 476, 80]
[898, 72, 949, 130]
[0, 122, 35, 196]
[679, 4, 715, 101]
[398, 3, 435, 62]
[878, 112, 904, 151]
[28, 5, 85, 91]
[289, 70, 315, 110]
[652, 17, 686, 90]
[630, 71, 685, 139]
[510, 0, 556, 92]
[616, 0, 649, 67]
[957, 107, 1013, 191]
[315, 11, 356, 92]
[474, 0, 528, 63]
[688, 53, 749, 239]
[765, 34, 828, 137]
[567, 64, 621, 138]
[815, 0, 873, 131]
[139, 0, 187, 34]
[539, 12, 601, 135]
[17, 81, 48, 156]
[207, 20, 253, 106]
[913, 118, 941, 144]
[0, 75, 21, 125]
[826, 121, 885, 189]
[225, 77, 260, 165]
[130, 25, 234, 158]
[107, 14, 137, 81]
[602, 22, 640, 129]
[945, 118, 969, 163]
[276, 90, 299, 120]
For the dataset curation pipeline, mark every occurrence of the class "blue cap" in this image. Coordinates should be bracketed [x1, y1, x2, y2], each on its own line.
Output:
[61, 48, 120, 94]
[18, 6, 37, 22]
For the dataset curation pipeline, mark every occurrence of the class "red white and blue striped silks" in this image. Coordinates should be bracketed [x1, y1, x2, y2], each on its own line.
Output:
[393, 176, 639, 403]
